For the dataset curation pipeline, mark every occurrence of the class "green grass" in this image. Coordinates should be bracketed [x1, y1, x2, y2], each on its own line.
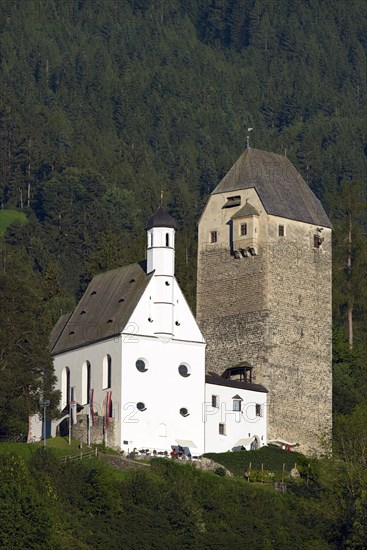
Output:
[0, 442, 36, 459]
[0, 437, 84, 459]
[204, 446, 309, 479]
[0, 209, 27, 236]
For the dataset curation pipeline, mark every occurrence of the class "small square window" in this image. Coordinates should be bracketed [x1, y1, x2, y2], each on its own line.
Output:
[212, 395, 219, 408]
[219, 423, 226, 435]
[314, 235, 324, 248]
[240, 223, 247, 236]
[256, 404, 262, 417]
[278, 225, 285, 237]
[210, 231, 218, 243]
[233, 400, 241, 411]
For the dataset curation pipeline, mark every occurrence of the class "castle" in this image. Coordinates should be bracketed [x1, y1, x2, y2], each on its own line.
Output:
[48, 147, 332, 455]
[197, 148, 332, 453]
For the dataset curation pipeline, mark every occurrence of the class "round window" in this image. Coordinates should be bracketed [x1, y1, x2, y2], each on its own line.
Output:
[180, 407, 189, 417]
[178, 364, 191, 377]
[136, 359, 148, 372]
[137, 402, 146, 411]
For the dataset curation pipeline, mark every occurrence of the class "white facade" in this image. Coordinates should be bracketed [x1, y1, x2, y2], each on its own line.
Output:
[204, 382, 267, 453]
[53, 336, 122, 419]
[52, 207, 268, 455]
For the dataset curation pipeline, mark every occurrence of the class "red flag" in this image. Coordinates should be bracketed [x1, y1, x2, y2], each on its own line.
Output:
[106, 391, 112, 428]
[89, 389, 94, 427]
[70, 386, 77, 425]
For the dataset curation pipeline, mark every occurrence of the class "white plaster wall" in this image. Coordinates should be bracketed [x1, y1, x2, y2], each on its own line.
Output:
[204, 383, 267, 453]
[53, 251, 206, 454]
[119, 335, 206, 455]
[128, 277, 205, 344]
[147, 227, 175, 275]
[53, 337, 122, 443]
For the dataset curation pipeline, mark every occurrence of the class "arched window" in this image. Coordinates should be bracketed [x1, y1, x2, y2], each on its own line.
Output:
[166, 233, 169, 247]
[82, 361, 91, 404]
[103, 355, 112, 389]
[61, 367, 70, 410]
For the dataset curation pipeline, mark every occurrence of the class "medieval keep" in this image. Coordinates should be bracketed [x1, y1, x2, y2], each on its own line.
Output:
[197, 148, 332, 453]
[47, 146, 332, 455]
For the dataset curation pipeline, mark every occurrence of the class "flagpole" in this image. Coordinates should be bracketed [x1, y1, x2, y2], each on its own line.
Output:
[68, 385, 71, 445]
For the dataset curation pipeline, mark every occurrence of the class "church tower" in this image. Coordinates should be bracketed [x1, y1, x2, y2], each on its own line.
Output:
[145, 204, 177, 341]
[196, 148, 332, 453]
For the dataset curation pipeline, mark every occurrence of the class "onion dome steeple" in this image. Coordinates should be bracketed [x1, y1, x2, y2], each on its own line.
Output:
[145, 205, 177, 231]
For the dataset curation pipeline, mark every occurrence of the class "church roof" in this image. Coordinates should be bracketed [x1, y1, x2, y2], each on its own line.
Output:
[231, 201, 260, 218]
[213, 148, 331, 228]
[49, 312, 72, 350]
[51, 262, 153, 355]
[145, 205, 177, 230]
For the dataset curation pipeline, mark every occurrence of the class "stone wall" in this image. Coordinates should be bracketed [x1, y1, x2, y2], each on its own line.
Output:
[71, 414, 118, 449]
[197, 242, 271, 384]
[197, 211, 332, 455]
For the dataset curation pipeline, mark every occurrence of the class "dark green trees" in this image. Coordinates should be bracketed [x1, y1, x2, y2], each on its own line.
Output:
[0, 274, 59, 435]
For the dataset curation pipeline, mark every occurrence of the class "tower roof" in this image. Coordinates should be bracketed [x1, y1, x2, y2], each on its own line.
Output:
[213, 148, 331, 228]
[145, 205, 177, 230]
[231, 201, 260, 218]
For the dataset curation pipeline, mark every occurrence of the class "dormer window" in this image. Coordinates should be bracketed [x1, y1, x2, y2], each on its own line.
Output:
[210, 231, 218, 243]
[240, 223, 247, 236]
[223, 195, 241, 208]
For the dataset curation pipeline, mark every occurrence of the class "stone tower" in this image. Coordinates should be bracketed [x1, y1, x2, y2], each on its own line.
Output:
[196, 148, 332, 453]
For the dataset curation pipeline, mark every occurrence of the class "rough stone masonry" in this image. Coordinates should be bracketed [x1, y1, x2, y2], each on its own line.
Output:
[196, 148, 332, 454]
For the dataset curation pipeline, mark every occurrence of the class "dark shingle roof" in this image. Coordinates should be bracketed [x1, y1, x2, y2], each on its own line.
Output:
[49, 312, 72, 350]
[145, 206, 177, 230]
[231, 201, 259, 218]
[205, 374, 268, 393]
[213, 148, 331, 228]
[51, 262, 152, 355]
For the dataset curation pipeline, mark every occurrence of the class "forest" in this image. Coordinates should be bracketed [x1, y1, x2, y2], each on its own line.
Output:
[0, 0, 366, 546]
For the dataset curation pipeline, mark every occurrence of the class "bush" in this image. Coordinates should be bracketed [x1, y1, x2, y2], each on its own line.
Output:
[214, 466, 227, 477]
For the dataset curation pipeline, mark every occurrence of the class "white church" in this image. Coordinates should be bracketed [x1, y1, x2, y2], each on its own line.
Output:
[49, 203, 267, 455]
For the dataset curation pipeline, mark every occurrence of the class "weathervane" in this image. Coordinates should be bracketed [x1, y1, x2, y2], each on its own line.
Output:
[246, 128, 253, 149]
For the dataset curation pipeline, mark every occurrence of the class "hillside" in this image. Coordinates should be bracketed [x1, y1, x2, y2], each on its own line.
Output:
[0, 0, 366, 525]
[1, 446, 364, 549]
